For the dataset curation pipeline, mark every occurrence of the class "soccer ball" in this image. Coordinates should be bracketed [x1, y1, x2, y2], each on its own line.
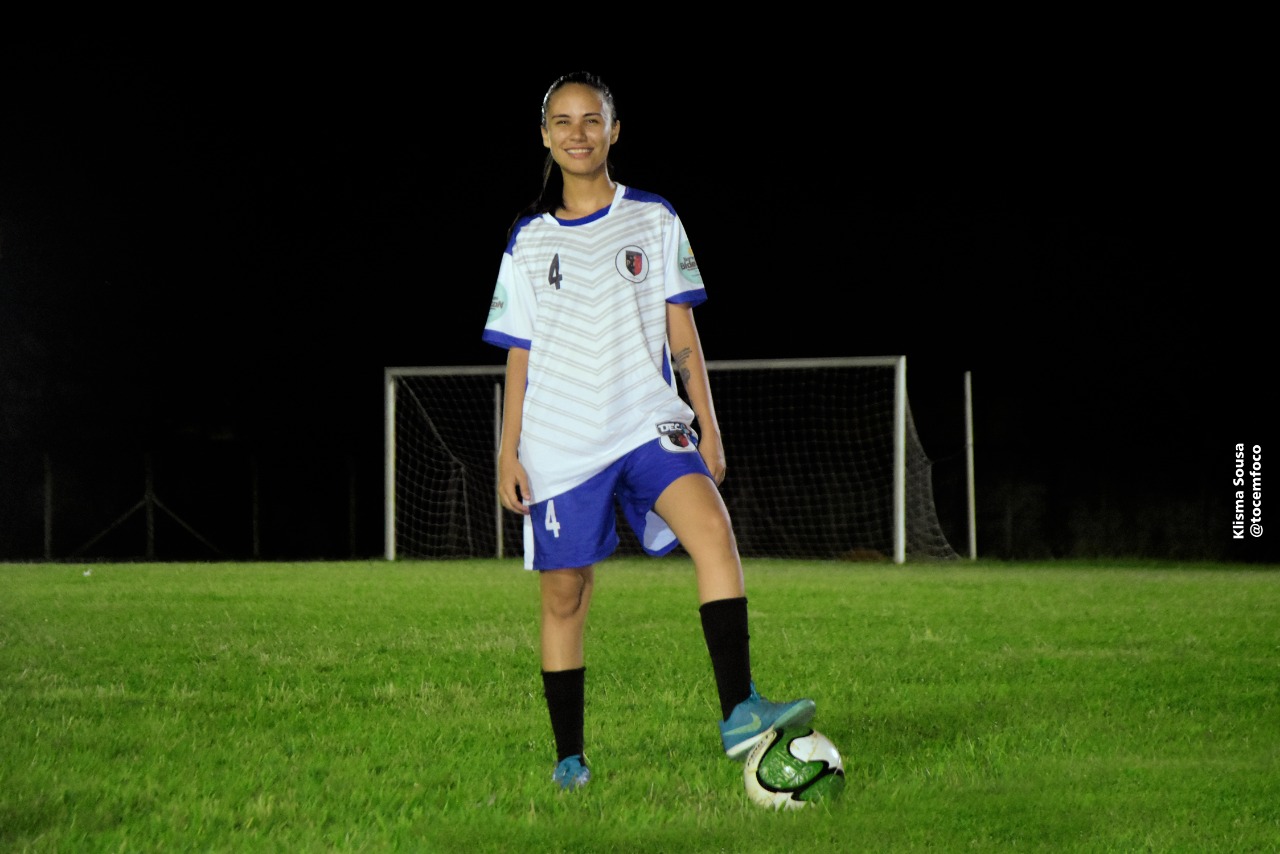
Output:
[743, 725, 845, 810]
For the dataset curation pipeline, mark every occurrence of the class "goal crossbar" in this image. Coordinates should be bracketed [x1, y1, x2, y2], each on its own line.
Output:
[384, 356, 957, 564]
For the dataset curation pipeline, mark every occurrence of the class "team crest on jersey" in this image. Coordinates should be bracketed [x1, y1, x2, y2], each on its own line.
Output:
[615, 245, 649, 283]
[656, 421, 699, 453]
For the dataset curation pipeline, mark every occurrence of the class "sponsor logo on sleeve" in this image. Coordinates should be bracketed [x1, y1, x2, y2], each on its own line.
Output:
[488, 282, 508, 320]
[678, 240, 701, 284]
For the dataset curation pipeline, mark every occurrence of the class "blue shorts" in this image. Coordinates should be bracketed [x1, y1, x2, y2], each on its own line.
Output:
[523, 424, 711, 570]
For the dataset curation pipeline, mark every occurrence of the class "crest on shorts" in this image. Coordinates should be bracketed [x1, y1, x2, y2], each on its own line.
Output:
[656, 421, 699, 453]
[615, 245, 649, 283]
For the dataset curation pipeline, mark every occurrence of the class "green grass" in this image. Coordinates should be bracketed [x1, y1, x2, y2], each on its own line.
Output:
[2, 558, 1278, 852]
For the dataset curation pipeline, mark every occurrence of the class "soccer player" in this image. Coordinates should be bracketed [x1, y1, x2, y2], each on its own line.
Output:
[482, 71, 815, 792]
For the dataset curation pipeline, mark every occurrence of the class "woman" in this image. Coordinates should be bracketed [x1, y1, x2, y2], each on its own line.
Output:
[482, 71, 814, 791]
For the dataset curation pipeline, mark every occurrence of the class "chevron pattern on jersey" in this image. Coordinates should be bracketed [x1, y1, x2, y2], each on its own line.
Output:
[487, 186, 705, 500]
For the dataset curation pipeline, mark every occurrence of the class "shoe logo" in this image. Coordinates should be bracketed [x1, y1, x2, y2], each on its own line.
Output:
[724, 712, 762, 737]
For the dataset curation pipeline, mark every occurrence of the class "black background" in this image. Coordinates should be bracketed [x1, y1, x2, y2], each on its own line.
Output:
[1, 40, 1271, 562]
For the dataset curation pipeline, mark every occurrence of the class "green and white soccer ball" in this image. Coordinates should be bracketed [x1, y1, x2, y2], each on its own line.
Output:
[743, 725, 846, 810]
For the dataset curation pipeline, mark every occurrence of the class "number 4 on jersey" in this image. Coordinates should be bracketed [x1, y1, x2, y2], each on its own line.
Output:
[548, 254, 563, 290]
[545, 499, 561, 538]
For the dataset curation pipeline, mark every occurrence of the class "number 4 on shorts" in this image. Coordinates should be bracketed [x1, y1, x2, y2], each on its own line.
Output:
[545, 499, 561, 538]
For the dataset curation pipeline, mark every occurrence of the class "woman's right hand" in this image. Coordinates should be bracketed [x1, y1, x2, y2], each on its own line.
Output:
[498, 452, 532, 515]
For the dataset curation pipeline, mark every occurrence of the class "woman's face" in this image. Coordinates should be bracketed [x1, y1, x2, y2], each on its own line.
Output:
[540, 82, 620, 179]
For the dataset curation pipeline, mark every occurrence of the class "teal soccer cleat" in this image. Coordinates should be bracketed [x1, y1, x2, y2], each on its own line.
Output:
[719, 683, 816, 760]
[552, 754, 591, 791]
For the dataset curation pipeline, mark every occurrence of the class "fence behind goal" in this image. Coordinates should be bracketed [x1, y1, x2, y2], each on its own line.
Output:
[384, 357, 960, 564]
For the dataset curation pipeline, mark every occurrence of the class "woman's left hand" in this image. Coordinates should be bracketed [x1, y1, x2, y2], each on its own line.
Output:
[698, 430, 727, 486]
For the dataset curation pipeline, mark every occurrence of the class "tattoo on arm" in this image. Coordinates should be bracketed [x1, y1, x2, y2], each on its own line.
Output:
[671, 347, 692, 386]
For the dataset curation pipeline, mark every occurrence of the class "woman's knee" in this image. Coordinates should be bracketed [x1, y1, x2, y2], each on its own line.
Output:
[678, 504, 737, 555]
[541, 567, 593, 621]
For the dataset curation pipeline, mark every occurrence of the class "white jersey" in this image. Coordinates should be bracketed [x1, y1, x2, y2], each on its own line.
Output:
[483, 183, 707, 502]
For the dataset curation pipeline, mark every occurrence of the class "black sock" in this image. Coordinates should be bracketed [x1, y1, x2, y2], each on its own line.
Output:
[699, 597, 752, 720]
[541, 667, 585, 762]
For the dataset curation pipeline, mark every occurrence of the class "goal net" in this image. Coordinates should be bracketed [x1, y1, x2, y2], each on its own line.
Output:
[385, 357, 959, 563]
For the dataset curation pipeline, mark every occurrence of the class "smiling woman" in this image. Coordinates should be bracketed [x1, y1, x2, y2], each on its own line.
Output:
[539, 79, 621, 204]
[478, 70, 818, 792]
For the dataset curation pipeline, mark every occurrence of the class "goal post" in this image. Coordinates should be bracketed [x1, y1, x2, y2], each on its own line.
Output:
[384, 357, 961, 563]
[383, 365, 508, 562]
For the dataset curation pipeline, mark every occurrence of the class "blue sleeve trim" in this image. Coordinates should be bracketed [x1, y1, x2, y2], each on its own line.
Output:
[482, 330, 531, 351]
[667, 288, 707, 307]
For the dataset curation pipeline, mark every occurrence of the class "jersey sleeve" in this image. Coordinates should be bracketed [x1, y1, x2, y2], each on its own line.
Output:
[664, 211, 708, 307]
[482, 222, 537, 351]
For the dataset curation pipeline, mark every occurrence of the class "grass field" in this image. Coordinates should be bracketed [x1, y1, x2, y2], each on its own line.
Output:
[2, 558, 1278, 852]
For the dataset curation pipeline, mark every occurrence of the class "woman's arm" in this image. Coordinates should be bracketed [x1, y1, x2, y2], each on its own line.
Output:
[497, 346, 532, 514]
[667, 302, 726, 484]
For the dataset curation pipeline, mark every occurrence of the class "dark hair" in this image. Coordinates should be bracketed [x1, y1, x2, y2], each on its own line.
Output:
[509, 71, 619, 237]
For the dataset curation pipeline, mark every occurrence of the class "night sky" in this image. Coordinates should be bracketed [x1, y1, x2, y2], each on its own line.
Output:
[2, 41, 1271, 562]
